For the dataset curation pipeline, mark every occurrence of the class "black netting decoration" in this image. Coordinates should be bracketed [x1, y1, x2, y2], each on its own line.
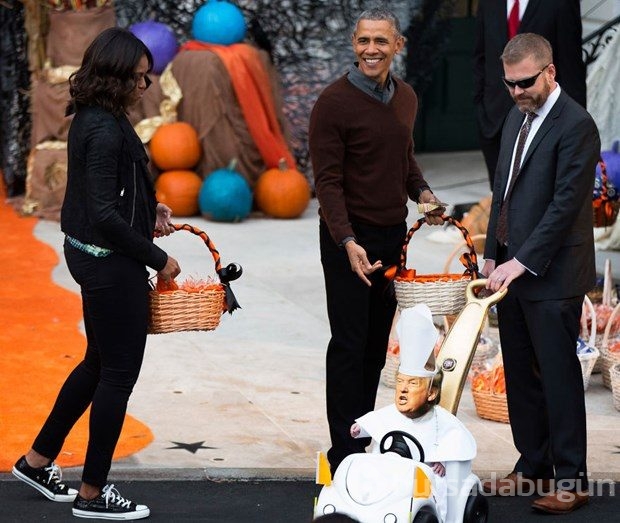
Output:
[0, 1, 31, 197]
[0, 0, 449, 196]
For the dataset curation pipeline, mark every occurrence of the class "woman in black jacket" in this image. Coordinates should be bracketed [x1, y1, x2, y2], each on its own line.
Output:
[12, 27, 180, 520]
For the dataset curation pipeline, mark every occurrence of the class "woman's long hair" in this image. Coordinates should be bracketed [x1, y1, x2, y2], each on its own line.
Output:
[66, 27, 153, 117]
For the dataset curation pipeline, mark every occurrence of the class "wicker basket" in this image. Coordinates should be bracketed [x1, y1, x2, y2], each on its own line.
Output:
[579, 349, 600, 391]
[610, 363, 620, 411]
[393, 216, 479, 315]
[469, 338, 499, 380]
[579, 295, 600, 391]
[599, 346, 620, 389]
[591, 259, 615, 374]
[593, 158, 620, 228]
[381, 352, 400, 388]
[599, 301, 620, 389]
[471, 389, 509, 423]
[148, 223, 240, 334]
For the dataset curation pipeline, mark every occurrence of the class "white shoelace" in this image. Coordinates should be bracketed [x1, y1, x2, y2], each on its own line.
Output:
[102, 484, 132, 509]
[44, 462, 65, 486]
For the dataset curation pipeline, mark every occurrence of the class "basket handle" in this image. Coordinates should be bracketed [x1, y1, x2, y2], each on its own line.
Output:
[603, 258, 613, 307]
[169, 223, 242, 283]
[602, 300, 620, 348]
[582, 295, 596, 347]
[172, 223, 223, 274]
[397, 215, 479, 277]
[158, 223, 242, 313]
[442, 234, 486, 274]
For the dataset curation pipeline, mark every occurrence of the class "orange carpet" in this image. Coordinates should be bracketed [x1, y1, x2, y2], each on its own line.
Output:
[0, 191, 153, 472]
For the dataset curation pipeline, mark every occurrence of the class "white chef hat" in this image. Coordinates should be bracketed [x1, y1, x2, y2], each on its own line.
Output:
[396, 304, 439, 377]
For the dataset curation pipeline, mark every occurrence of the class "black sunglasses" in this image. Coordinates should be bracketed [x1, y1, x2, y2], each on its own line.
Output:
[502, 64, 550, 90]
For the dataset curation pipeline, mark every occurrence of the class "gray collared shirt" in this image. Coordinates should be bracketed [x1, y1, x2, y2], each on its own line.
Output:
[347, 63, 395, 104]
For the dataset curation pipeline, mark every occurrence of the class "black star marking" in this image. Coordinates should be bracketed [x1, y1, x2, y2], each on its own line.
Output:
[166, 441, 216, 454]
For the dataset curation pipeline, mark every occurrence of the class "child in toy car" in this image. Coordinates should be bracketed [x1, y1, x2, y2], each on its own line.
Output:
[350, 305, 476, 521]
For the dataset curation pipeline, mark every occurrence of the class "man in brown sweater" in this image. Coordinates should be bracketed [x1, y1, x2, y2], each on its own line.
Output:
[309, 6, 444, 474]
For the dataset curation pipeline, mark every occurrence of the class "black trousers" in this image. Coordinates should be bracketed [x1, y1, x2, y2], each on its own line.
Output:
[32, 242, 150, 488]
[319, 220, 405, 473]
[497, 291, 587, 491]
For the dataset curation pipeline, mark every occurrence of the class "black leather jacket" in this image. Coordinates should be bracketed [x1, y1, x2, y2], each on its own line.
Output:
[61, 105, 167, 271]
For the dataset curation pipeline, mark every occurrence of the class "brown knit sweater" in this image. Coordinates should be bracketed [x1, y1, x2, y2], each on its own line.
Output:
[309, 74, 430, 244]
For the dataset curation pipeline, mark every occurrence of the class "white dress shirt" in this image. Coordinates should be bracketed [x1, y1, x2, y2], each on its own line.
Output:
[507, 0, 529, 20]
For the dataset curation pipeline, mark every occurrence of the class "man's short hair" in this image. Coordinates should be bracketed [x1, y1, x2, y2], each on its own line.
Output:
[501, 33, 553, 66]
[430, 370, 443, 405]
[354, 6, 402, 37]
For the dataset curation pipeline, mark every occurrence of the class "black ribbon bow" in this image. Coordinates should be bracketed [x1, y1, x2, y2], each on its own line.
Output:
[217, 263, 243, 314]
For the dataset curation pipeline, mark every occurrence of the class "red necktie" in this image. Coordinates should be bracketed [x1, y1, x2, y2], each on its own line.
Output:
[508, 0, 520, 39]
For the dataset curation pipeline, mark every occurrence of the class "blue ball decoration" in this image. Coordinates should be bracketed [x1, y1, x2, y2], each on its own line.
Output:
[130, 21, 179, 75]
[192, 0, 247, 46]
[199, 161, 252, 222]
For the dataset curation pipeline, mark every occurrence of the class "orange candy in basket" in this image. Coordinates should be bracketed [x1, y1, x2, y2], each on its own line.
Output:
[156, 277, 179, 292]
[492, 365, 506, 394]
[471, 364, 505, 394]
[155, 275, 221, 293]
[610, 339, 620, 354]
[584, 303, 620, 334]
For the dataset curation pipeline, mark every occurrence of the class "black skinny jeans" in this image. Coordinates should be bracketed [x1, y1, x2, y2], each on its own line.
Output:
[32, 242, 150, 488]
[320, 220, 405, 473]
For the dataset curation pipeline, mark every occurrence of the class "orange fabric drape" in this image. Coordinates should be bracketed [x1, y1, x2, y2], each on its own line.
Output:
[180, 41, 296, 170]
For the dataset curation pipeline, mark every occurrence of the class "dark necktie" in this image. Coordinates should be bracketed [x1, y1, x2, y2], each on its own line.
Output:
[495, 111, 537, 246]
[508, 0, 520, 39]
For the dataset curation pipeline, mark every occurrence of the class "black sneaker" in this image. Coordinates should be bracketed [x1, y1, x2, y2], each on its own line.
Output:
[72, 484, 150, 520]
[12, 455, 78, 502]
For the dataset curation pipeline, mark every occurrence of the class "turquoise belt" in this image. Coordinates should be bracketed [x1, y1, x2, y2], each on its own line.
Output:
[65, 235, 112, 258]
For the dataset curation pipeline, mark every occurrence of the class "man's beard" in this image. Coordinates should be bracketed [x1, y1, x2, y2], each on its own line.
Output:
[514, 80, 551, 113]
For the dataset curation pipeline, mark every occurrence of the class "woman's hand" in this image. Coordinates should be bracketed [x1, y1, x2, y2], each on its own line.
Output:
[154, 203, 175, 237]
[158, 255, 181, 283]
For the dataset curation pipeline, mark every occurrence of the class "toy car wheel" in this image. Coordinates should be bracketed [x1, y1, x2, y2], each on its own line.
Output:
[412, 506, 439, 522]
[463, 491, 488, 523]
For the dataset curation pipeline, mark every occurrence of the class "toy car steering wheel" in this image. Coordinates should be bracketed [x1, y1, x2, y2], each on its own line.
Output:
[379, 430, 425, 463]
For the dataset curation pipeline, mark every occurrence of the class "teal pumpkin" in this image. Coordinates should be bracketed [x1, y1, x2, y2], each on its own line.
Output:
[192, 0, 247, 46]
[199, 160, 252, 222]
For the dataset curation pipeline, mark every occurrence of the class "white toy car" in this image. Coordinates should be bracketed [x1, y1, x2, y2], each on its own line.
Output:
[314, 429, 487, 523]
[314, 281, 506, 523]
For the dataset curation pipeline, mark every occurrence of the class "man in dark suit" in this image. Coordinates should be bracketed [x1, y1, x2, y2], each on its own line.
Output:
[481, 33, 599, 515]
[474, 0, 586, 188]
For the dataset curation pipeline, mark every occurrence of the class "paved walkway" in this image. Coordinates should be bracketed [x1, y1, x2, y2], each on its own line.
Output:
[0, 479, 616, 522]
[29, 151, 620, 482]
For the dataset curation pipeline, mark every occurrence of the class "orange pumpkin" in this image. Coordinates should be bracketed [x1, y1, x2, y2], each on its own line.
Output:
[254, 159, 310, 219]
[155, 170, 202, 217]
[150, 122, 201, 170]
